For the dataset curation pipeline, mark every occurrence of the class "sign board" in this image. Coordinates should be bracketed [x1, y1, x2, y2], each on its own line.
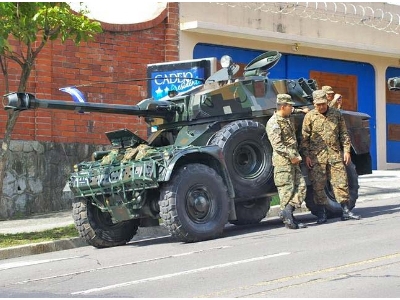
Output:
[147, 57, 216, 100]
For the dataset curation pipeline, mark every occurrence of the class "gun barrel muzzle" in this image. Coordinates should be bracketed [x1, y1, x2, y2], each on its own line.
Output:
[3, 92, 34, 111]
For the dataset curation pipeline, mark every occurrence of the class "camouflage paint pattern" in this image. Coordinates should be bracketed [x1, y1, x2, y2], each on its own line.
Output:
[2, 51, 372, 229]
[266, 112, 306, 209]
[300, 107, 351, 205]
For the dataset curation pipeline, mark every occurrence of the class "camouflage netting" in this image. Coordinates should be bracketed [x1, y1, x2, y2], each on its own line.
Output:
[101, 144, 152, 165]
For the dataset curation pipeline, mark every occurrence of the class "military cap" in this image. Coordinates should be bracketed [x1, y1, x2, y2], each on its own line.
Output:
[276, 94, 295, 105]
[322, 85, 335, 94]
[312, 89, 328, 104]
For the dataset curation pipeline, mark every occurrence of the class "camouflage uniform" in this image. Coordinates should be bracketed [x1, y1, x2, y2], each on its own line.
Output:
[266, 99, 306, 210]
[300, 92, 351, 206]
[322, 85, 340, 108]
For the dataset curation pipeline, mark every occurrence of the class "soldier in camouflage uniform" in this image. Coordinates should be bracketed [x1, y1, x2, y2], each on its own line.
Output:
[322, 85, 342, 109]
[266, 94, 307, 230]
[300, 89, 360, 223]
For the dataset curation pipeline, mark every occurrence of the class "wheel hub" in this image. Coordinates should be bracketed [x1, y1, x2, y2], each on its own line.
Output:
[194, 195, 209, 213]
[234, 143, 261, 178]
[187, 188, 212, 221]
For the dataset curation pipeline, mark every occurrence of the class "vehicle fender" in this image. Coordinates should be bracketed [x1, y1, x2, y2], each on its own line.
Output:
[162, 145, 235, 199]
[342, 110, 371, 155]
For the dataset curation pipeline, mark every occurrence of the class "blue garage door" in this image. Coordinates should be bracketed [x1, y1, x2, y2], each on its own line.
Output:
[194, 43, 377, 169]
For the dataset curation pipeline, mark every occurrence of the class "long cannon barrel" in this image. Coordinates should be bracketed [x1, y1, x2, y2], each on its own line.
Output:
[3, 92, 182, 119]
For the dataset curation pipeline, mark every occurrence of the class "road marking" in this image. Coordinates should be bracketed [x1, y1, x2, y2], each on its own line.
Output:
[199, 252, 400, 298]
[0, 256, 83, 271]
[9, 246, 231, 285]
[71, 252, 290, 295]
[248, 260, 400, 297]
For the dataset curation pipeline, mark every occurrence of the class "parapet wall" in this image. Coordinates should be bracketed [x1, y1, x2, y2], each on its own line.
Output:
[0, 140, 108, 219]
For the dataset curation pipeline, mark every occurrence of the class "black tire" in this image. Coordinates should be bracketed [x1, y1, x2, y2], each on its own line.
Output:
[72, 198, 139, 248]
[304, 162, 359, 218]
[229, 197, 271, 225]
[159, 164, 230, 242]
[210, 120, 274, 199]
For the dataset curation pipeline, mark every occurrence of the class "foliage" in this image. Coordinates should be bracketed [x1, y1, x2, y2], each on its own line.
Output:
[271, 194, 280, 206]
[0, 224, 79, 248]
[0, 2, 102, 67]
[0, 3, 102, 217]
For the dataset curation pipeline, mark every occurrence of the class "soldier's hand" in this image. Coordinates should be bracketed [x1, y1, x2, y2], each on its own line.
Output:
[343, 152, 351, 166]
[291, 156, 302, 164]
[305, 156, 313, 169]
[334, 93, 342, 101]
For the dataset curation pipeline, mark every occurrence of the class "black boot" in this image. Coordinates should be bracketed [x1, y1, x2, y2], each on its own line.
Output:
[341, 202, 361, 221]
[279, 210, 308, 229]
[316, 205, 327, 224]
[281, 205, 299, 229]
[292, 215, 308, 228]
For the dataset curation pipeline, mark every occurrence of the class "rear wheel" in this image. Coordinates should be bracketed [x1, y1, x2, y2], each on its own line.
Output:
[230, 197, 271, 225]
[159, 164, 230, 242]
[304, 162, 359, 218]
[72, 198, 139, 248]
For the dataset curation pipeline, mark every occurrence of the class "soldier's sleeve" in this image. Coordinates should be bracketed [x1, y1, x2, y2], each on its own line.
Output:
[292, 107, 308, 114]
[266, 121, 298, 160]
[292, 108, 302, 114]
[338, 112, 351, 153]
[300, 113, 311, 157]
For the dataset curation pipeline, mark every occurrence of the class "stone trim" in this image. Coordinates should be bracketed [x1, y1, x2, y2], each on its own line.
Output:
[100, 8, 168, 32]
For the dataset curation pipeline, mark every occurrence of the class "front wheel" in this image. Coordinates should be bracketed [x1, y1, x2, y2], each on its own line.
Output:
[72, 198, 139, 248]
[159, 164, 230, 242]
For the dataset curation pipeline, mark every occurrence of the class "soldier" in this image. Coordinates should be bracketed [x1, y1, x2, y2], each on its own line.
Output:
[300, 90, 360, 224]
[322, 85, 342, 109]
[266, 94, 307, 230]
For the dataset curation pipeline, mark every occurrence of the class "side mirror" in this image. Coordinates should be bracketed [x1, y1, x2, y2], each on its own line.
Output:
[388, 77, 400, 91]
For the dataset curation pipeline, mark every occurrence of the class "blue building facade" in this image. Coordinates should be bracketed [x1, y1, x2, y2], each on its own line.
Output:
[194, 43, 378, 169]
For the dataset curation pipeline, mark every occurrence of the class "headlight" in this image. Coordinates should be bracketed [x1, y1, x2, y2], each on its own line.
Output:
[220, 55, 232, 68]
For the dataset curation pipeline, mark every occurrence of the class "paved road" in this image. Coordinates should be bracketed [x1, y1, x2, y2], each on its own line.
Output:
[0, 188, 399, 297]
[0, 170, 399, 261]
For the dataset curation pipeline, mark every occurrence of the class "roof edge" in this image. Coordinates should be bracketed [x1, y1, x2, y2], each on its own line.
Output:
[100, 7, 168, 32]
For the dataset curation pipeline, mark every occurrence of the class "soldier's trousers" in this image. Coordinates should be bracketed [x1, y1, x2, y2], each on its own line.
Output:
[274, 164, 306, 210]
[308, 161, 349, 205]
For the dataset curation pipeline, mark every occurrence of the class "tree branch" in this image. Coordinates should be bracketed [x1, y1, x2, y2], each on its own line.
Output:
[1, 51, 24, 67]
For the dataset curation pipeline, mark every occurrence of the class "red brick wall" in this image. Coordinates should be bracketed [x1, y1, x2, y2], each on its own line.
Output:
[0, 3, 180, 145]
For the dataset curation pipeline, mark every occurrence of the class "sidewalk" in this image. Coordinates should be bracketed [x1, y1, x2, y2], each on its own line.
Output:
[0, 170, 399, 260]
[0, 211, 74, 235]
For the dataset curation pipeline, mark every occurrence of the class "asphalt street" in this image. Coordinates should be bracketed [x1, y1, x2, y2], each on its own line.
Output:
[0, 169, 398, 260]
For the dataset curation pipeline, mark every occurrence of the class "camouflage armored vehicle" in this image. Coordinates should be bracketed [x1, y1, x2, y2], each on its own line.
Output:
[4, 51, 372, 248]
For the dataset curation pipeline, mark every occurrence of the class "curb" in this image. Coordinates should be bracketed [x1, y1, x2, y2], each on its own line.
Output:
[0, 205, 291, 261]
[0, 226, 172, 261]
[0, 237, 88, 260]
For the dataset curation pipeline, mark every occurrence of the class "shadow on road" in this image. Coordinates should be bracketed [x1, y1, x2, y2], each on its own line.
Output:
[126, 202, 399, 247]
[359, 187, 400, 197]
[350, 203, 400, 219]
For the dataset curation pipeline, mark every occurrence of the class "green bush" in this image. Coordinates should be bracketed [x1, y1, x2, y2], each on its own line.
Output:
[0, 224, 79, 248]
[271, 194, 280, 206]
